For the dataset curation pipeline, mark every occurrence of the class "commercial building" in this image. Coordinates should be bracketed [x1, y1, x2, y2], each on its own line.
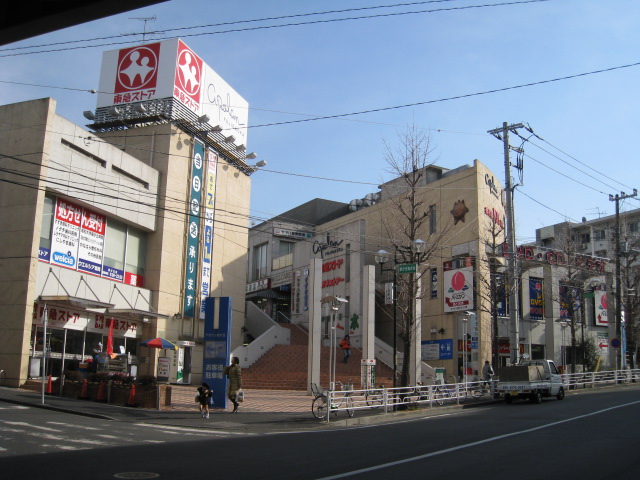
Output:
[0, 39, 255, 388]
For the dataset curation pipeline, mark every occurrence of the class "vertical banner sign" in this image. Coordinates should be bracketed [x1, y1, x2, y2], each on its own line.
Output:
[529, 277, 544, 320]
[50, 198, 83, 270]
[78, 209, 106, 276]
[594, 287, 608, 326]
[443, 258, 474, 313]
[183, 142, 205, 318]
[199, 150, 218, 319]
[203, 297, 232, 408]
[430, 268, 438, 299]
[496, 274, 507, 317]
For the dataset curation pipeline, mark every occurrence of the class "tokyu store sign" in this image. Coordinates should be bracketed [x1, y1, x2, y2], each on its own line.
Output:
[96, 38, 249, 147]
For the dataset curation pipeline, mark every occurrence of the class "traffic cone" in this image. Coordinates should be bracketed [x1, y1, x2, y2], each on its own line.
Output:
[46, 375, 53, 395]
[96, 380, 105, 402]
[126, 384, 137, 407]
[79, 378, 89, 400]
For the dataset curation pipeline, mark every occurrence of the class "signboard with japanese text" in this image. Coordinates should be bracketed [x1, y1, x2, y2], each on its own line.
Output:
[443, 257, 474, 313]
[421, 339, 453, 360]
[50, 198, 83, 270]
[594, 287, 608, 326]
[529, 277, 544, 320]
[203, 297, 232, 409]
[199, 150, 218, 320]
[97, 38, 249, 147]
[32, 302, 139, 337]
[183, 141, 205, 319]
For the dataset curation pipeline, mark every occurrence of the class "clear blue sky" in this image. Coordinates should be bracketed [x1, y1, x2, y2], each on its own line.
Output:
[1, 0, 639, 244]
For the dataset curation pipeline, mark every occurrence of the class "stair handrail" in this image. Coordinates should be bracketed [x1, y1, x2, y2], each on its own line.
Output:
[233, 302, 290, 367]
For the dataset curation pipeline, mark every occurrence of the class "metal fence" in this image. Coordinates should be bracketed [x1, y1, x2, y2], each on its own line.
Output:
[317, 368, 640, 422]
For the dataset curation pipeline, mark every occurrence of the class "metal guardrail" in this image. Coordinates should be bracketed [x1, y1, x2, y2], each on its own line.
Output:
[560, 369, 640, 389]
[318, 368, 640, 422]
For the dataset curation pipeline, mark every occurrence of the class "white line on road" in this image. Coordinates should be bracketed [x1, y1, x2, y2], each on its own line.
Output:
[133, 423, 255, 436]
[316, 400, 640, 480]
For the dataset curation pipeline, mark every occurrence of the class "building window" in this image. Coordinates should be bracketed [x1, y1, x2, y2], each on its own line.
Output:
[593, 229, 606, 241]
[279, 241, 293, 256]
[103, 219, 127, 272]
[39, 195, 54, 252]
[253, 243, 268, 280]
[125, 227, 147, 278]
[345, 244, 351, 282]
[580, 233, 590, 243]
[628, 222, 639, 234]
[429, 205, 437, 234]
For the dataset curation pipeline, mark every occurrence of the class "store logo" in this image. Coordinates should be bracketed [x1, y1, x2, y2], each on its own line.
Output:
[53, 251, 76, 267]
[175, 41, 203, 99]
[115, 43, 160, 92]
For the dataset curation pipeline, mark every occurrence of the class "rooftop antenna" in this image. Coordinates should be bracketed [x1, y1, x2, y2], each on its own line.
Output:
[129, 15, 157, 43]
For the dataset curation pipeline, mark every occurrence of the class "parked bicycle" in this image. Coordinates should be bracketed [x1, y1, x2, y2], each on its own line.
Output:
[311, 381, 355, 419]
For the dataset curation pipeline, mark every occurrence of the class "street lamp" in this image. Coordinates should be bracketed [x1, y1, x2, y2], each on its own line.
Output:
[460, 312, 470, 385]
[321, 296, 348, 390]
[375, 238, 425, 389]
[557, 320, 568, 372]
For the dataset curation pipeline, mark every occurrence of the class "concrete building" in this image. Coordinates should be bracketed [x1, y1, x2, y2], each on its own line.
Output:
[0, 39, 255, 388]
[245, 160, 507, 384]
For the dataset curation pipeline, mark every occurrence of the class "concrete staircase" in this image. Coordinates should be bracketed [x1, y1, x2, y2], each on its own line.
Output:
[241, 323, 395, 391]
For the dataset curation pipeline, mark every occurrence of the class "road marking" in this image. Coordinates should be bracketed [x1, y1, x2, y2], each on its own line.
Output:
[3, 421, 60, 432]
[134, 423, 255, 436]
[316, 400, 640, 479]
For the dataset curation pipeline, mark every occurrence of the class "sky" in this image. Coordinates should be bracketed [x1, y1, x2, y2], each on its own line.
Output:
[1, 0, 639, 244]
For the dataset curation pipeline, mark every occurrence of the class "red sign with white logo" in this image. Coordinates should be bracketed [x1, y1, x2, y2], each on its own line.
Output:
[174, 40, 203, 109]
[115, 43, 160, 93]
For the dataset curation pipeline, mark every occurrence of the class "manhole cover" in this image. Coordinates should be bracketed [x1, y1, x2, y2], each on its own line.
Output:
[113, 473, 160, 479]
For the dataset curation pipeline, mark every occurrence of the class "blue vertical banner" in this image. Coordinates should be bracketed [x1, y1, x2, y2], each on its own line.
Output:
[183, 141, 205, 318]
[529, 277, 544, 320]
[203, 296, 232, 408]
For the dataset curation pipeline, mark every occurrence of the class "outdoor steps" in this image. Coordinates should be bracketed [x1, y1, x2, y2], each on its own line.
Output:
[241, 323, 394, 390]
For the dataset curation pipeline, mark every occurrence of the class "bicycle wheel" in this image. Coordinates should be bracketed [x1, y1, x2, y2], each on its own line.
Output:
[434, 388, 446, 406]
[346, 396, 355, 417]
[457, 386, 467, 404]
[365, 390, 383, 406]
[312, 395, 328, 419]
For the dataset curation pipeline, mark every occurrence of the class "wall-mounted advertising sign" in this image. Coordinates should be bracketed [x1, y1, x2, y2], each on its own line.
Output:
[199, 150, 218, 320]
[594, 287, 608, 326]
[97, 38, 249, 146]
[183, 142, 205, 319]
[443, 257, 474, 313]
[529, 277, 544, 320]
[273, 228, 313, 240]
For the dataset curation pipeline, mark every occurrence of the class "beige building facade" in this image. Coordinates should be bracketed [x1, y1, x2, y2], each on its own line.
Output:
[0, 97, 251, 387]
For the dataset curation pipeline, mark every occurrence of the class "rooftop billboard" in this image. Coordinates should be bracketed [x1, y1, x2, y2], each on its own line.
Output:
[96, 38, 248, 146]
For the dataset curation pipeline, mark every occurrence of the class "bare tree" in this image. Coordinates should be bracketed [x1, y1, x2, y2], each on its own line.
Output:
[379, 125, 452, 387]
[476, 213, 507, 371]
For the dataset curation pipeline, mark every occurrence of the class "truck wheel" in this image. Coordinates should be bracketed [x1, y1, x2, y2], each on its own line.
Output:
[556, 387, 565, 400]
[530, 391, 542, 404]
[504, 394, 513, 404]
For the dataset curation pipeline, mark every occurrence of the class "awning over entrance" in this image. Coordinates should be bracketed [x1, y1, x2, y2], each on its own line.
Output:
[246, 289, 289, 300]
[38, 295, 114, 310]
[107, 308, 170, 321]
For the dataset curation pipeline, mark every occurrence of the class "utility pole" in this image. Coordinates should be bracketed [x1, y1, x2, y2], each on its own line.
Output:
[488, 122, 524, 365]
[609, 189, 638, 370]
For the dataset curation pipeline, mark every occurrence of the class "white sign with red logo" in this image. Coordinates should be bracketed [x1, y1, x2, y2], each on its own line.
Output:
[97, 38, 249, 146]
[78, 209, 106, 276]
[443, 266, 474, 313]
[594, 288, 608, 326]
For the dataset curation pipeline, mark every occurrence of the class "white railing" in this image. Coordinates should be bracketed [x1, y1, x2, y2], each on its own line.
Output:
[314, 368, 640, 422]
[560, 369, 640, 389]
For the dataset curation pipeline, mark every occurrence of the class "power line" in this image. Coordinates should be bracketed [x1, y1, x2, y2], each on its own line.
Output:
[0, 0, 551, 58]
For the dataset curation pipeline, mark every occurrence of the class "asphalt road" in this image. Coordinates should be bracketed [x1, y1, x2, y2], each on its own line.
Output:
[1, 387, 638, 480]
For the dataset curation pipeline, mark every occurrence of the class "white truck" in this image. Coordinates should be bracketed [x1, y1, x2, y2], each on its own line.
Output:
[496, 359, 565, 404]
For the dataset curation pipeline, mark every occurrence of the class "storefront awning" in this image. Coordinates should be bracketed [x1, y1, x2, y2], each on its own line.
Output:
[107, 308, 170, 320]
[246, 289, 289, 300]
[38, 295, 115, 310]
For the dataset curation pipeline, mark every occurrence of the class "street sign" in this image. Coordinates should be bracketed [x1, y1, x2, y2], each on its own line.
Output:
[611, 338, 621, 349]
[397, 263, 417, 274]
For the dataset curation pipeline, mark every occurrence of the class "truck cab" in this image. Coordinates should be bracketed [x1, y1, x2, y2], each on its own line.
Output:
[497, 359, 565, 404]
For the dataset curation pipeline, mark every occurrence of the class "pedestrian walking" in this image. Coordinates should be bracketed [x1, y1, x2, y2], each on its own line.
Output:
[224, 356, 242, 413]
[340, 335, 351, 363]
[197, 382, 212, 418]
[482, 360, 494, 391]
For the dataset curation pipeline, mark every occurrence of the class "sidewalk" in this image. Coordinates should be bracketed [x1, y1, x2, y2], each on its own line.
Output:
[0, 385, 472, 433]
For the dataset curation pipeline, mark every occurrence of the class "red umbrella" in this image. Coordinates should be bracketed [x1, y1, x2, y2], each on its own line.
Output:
[140, 337, 178, 350]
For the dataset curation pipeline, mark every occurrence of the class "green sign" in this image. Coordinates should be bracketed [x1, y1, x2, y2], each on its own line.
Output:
[397, 263, 417, 274]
